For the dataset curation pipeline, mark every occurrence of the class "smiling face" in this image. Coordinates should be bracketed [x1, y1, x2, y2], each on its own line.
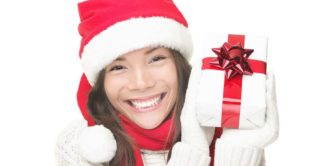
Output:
[103, 47, 178, 129]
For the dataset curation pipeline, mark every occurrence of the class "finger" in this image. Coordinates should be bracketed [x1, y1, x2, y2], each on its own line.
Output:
[266, 71, 276, 104]
[181, 59, 203, 118]
[266, 72, 278, 126]
[263, 71, 279, 146]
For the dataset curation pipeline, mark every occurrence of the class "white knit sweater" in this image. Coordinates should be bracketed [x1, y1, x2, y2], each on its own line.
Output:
[55, 120, 265, 166]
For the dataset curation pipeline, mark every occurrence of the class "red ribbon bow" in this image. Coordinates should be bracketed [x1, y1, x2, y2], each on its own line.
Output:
[211, 42, 254, 79]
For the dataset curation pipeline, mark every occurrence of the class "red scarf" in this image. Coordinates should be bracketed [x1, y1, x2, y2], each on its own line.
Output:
[118, 113, 175, 166]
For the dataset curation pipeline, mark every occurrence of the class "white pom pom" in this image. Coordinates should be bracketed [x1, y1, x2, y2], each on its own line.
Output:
[78, 125, 117, 163]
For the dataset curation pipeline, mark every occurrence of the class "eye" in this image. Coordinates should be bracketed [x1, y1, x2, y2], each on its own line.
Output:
[149, 55, 167, 63]
[109, 65, 126, 72]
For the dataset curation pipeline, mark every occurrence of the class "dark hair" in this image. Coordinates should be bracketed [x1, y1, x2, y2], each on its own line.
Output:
[87, 48, 191, 166]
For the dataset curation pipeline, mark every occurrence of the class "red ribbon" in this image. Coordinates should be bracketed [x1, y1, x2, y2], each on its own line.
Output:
[202, 34, 266, 128]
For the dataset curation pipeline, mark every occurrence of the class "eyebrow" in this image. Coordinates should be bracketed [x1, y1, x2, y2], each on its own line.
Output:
[114, 47, 160, 61]
[144, 47, 159, 55]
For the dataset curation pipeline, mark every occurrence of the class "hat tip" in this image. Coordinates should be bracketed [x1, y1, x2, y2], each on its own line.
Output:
[79, 125, 117, 163]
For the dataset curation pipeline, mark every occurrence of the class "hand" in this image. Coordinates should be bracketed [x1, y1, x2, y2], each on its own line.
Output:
[180, 61, 215, 155]
[219, 72, 279, 148]
[78, 124, 117, 163]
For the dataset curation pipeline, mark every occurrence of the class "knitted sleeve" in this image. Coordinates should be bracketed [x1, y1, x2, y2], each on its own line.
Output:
[167, 142, 211, 166]
[214, 139, 265, 166]
[54, 120, 104, 166]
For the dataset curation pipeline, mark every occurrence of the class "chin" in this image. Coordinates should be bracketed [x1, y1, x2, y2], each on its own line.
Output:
[136, 120, 162, 129]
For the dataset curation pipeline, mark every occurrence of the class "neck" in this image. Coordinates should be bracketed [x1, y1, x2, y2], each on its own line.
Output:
[118, 113, 175, 150]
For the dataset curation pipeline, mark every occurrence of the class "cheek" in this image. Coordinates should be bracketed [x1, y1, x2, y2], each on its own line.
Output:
[164, 62, 178, 90]
[156, 61, 179, 102]
[104, 76, 123, 102]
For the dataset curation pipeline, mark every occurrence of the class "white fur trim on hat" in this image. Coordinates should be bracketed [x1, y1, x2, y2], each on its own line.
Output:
[78, 125, 117, 163]
[81, 16, 193, 85]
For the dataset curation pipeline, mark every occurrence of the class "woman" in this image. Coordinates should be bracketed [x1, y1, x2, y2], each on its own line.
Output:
[55, 0, 279, 165]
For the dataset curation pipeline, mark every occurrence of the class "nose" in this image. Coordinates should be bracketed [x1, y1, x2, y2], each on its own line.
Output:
[127, 67, 155, 91]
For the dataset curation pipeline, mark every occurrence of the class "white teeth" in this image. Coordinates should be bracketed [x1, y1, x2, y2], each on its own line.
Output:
[131, 95, 161, 109]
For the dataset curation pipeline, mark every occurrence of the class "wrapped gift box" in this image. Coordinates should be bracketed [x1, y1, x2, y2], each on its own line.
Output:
[195, 34, 268, 129]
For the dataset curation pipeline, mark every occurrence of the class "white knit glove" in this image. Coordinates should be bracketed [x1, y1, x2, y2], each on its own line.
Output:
[219, 72, 279, 148]
[167, 60, 213, 166]
[180, 59, 215, 156]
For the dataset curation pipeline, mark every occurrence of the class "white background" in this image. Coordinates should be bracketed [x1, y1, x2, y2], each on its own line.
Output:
[0, 0, 319, 165]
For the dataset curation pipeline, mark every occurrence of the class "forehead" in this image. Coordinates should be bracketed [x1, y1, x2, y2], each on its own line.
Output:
[114, 47, 171, 61]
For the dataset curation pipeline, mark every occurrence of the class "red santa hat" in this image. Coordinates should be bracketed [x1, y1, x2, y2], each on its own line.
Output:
[76, 0, 193, 163]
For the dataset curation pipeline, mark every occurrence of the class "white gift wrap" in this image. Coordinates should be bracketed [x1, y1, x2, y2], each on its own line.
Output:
[195, 34, 268, 129]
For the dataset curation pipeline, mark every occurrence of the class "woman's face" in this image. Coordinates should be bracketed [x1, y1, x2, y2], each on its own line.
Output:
[104, 47, 178, 129]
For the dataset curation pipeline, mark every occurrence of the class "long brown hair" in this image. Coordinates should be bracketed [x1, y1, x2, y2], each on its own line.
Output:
[87, 48, 191, 166]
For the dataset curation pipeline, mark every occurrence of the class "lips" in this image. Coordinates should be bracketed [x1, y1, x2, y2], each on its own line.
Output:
[126, 93, 166, 112]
